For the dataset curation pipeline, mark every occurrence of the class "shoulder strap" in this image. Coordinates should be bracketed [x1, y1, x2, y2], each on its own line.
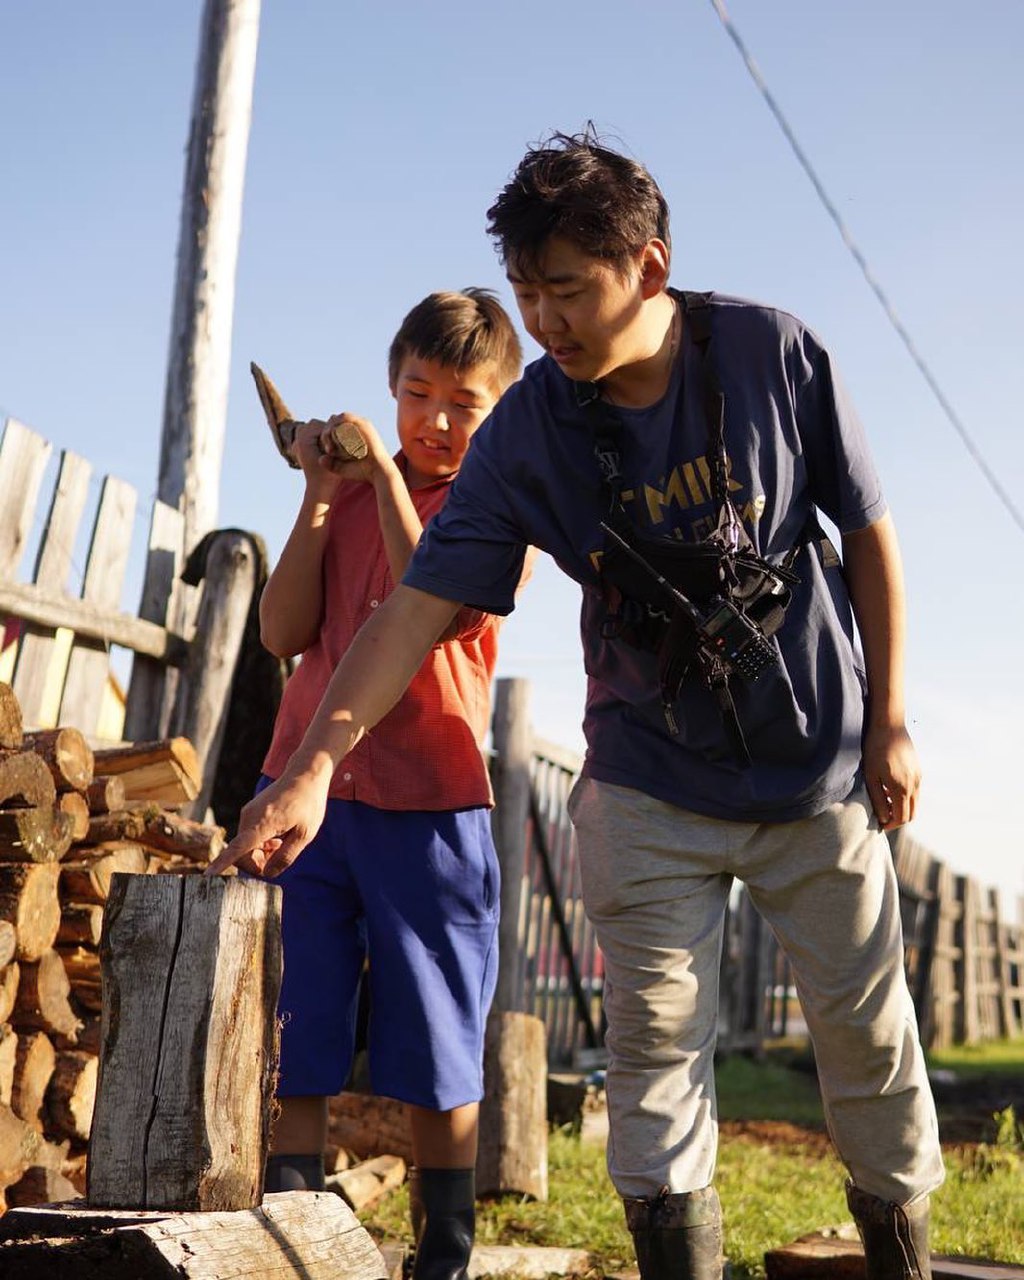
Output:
[676, 290, 735, 529]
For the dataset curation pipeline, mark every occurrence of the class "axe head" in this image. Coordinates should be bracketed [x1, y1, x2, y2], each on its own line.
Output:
[250, 361, 301, 468]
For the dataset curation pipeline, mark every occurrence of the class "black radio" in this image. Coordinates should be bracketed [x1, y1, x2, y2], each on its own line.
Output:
[696, 596, 777, 682]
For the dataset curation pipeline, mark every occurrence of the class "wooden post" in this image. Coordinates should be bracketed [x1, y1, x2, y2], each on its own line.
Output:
[158, 0, 261, 557]
[122, 501, 186, 743]
[475, 1010, 548, 1201]
[87, 872, 282, 1211]
[478, 682, 550, 1198]
[491, 677, 533, 1016]
[167, 530, 259, 817]
[960, 875, 980, 1045]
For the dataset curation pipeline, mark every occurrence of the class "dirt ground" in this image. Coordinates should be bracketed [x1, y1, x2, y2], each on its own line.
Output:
[927, 1069, 1024, 1145]
[580, 1065, 1024, 1152]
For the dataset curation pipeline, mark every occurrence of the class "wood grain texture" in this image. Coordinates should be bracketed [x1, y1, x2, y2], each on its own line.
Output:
[476, 1010, 548, 1201]
[87, 873, 282, 1210]
[0, 753, 56, 810]
[0, 683, 23, 750]
[0, 1190, 388, 1279]
[0, 864, 61, 961]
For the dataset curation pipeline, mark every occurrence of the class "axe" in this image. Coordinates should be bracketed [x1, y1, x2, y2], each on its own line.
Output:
[250, 362, 368, 469]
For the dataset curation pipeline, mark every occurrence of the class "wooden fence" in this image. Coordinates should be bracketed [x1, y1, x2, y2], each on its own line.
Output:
[0, 415, 261, 815]
[490, 677, 1023, 1066]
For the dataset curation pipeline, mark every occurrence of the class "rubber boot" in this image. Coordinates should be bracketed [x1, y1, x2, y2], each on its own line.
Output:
[846, 1182, 932, 1279]
[263, 1152, 325, 1192]
[623, 1185, 724, 1280]
[409, 1167, 475, 1280]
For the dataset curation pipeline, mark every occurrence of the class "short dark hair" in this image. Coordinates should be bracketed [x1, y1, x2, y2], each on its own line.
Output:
[388, 288, 522, 393]
[486, 129, 671, 277]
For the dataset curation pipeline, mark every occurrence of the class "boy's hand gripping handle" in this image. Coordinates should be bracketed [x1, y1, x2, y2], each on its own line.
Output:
[250, 361, 368, 467]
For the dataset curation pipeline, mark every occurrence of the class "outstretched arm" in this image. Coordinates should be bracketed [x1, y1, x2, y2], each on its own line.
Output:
[207, 584, 460, 877]
[841, 511, 921, 830]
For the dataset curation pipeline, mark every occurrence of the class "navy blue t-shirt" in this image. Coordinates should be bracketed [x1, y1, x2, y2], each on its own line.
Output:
[404, 293, 887, 823]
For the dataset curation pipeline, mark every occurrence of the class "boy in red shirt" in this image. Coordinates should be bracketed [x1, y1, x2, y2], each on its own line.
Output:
[258, 289, 522, 1280]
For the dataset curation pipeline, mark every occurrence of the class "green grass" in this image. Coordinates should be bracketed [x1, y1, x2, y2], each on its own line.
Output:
[926, 1037, 1024, 1077]
[360, 1041, 1024, 1278]
[713, 1049, 825, 1126]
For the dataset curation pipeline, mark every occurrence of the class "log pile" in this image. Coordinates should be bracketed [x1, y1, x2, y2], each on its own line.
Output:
[0, 681, 221, 1213]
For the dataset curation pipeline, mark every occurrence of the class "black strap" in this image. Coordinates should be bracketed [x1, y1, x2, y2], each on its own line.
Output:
[708, 662, 753, 767]
[572, 290, 803, 768]
[677, 290, 732, 514]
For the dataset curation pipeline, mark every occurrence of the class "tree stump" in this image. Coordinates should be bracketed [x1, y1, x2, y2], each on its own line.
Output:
[763, 1231, 1024, 1278]
[45, 1050, 97, 1143]
[0, 808, 76, 864]
[0, 753, 56, 810]
[0, 1190, 389, 1280]
[0, 961, 20, 1023]
[328, 1092, 414, 1165]
[56, 793, 90, 842]
[0, 863, 61, 961]
[58, 845, 147, 904]
[13, 950, 81, 1044]
[0, 1023, 19, 1105]
[0, 918, 16, 967]
[475, 1010, 548, 1200]
[11, 1031, 56, 1131]
[84, 776, 124, 815]
[0, 683, 23, 750]
[22, 729, 94, 793]
[87, 872, 283, 1211]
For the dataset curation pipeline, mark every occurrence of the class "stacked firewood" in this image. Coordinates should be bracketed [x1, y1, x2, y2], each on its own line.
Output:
[0, 680, 224, 1212]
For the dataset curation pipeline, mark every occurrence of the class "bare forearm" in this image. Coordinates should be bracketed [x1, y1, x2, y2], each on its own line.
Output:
[842, 511, 920, 828]
[260, 494, 332, 656]
[842, 511, 907, 727]
[207, 584, 462, 878]
[372, 461, 426, 583]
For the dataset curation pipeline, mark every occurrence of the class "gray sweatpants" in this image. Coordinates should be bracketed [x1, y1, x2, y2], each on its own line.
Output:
[568, 777, 945, 1204]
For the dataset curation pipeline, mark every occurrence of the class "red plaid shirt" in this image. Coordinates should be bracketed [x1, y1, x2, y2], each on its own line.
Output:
[263, 459, 509, 811]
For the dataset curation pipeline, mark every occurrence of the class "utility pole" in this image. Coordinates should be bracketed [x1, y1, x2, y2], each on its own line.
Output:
[158, 0, 261, 557]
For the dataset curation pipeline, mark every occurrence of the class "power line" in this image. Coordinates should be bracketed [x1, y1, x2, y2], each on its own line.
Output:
[708, 0, 1024, 536]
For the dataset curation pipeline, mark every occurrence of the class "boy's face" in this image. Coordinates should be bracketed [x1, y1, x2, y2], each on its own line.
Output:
[391, 356, 500, 488]
[507, 236, 666, 385]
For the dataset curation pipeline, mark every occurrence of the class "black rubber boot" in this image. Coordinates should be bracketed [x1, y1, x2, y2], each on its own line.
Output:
[623, 1185, 725, 1280]
[263, 1152, 325, 1192]
[409, 1167, 475, 1280]
[846, 1182, 932, 1279]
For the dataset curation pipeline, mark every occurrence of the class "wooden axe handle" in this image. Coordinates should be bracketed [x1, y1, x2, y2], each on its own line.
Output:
[250, 362, 367, 466]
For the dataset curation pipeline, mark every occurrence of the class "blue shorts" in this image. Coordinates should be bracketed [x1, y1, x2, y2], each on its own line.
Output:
[258, 779, 500, 1110]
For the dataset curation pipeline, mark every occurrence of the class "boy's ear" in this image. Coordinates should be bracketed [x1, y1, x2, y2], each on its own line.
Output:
[639, 239, 671, 299]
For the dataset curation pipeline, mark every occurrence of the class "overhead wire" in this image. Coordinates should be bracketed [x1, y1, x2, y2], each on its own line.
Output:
[708, 0, 1024, 536]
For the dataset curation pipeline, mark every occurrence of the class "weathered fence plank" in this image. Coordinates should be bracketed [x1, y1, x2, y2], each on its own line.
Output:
[167, 530, 257, 820]
[123, 500, 187, 742]
[58, 476, 137, 734]
[0, 420, 52, 580]
[10, 451, 92, 726]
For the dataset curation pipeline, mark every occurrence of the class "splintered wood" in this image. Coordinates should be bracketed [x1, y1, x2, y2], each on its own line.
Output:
[87, 873, 283, 1211]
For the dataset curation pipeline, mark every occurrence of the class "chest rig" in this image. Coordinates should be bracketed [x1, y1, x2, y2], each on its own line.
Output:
[574, 289, 805, 767]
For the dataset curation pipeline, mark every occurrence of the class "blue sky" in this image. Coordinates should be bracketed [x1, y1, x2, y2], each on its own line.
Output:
[1, 2, 1022, 908]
